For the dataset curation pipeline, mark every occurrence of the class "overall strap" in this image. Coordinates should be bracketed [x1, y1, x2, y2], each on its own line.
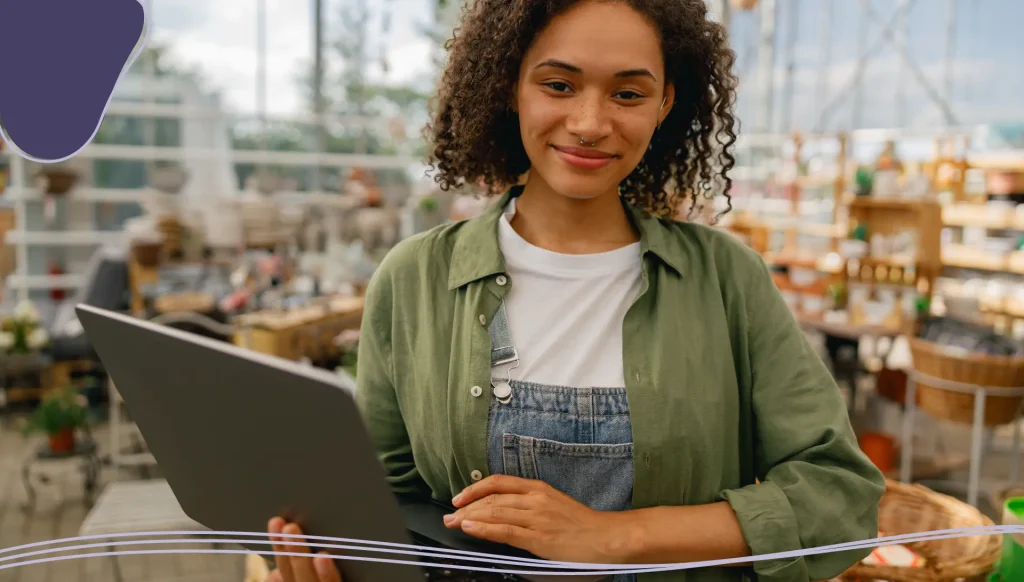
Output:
[488, 300, 518, 368]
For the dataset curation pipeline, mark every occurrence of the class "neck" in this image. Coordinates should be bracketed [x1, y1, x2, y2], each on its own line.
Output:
[509, 175, 639, 254]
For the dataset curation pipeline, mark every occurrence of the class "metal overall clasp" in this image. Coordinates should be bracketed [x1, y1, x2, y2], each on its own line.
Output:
[491, 348, 519, 405]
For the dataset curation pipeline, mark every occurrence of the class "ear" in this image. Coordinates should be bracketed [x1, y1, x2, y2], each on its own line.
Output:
[658, 83, 676, 127]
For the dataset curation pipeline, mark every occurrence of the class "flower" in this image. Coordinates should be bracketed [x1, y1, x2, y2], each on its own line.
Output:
[0, 331, 14, 350]
[27, 328, 49, 350]
[13, 299, 40, 325]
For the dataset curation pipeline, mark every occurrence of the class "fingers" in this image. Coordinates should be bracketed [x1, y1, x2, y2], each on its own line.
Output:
[268, 517, 295, 582]
[282, 522, 321, 582]
[268, 517, 340, 582]
[314, 552, 343, 582]
[452, 475, 539, 508]
[460, 519, 534, 547]
[444, 498, 534, 529]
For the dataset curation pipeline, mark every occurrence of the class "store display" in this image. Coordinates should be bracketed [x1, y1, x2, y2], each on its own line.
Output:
[873, 141, 904, 197]
[911, 320, 1024, 427]
[842, 480, 1001, 582]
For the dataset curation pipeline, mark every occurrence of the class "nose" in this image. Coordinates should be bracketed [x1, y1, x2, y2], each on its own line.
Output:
[565, 91, 611, 142]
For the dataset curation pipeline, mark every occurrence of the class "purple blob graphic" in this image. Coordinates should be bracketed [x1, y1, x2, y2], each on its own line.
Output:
[0, 0, 146, 162]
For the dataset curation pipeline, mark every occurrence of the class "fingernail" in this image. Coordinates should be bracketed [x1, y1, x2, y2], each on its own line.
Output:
[452, 494, 463, 505]
[443, 514, 454, 524]
[462, 520, 477, 531]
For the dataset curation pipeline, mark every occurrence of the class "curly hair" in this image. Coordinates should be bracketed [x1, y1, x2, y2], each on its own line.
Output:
[423, 0, 739, 220]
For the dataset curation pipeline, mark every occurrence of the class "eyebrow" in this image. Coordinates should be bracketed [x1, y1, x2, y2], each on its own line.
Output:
[534, 59, 658, 82]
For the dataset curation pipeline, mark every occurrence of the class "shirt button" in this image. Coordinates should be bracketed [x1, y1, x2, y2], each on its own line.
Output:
[470, 385, 483, 397]
[496, 275, 508, 286]
[478, 314, 486, 325]
[470, 470, 483, 481]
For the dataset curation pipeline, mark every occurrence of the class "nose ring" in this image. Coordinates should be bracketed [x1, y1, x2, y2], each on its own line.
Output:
[577, 136, 597, 147]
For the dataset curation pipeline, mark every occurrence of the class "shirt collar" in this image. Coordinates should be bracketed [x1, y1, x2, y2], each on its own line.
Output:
[447, 187, 685, 290]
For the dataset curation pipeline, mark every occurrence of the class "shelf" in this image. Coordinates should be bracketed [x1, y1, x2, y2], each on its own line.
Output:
[967, 151, 1024, 171]
[942, 203, 1024, 230]
[4, 230, 124, 246]
[113, 452, 157, 467]
[2, 187, 152, 204]
[942, 245, 1010, 272]
[940, 246, 1024, 274]
[849, 196, 933, 211]
[4, 274, 85, 289]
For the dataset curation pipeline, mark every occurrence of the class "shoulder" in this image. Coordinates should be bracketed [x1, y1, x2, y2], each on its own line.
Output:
[372, 222, 462, 283]
[362, 216, 477, 307]
[644, 211, 768, 282]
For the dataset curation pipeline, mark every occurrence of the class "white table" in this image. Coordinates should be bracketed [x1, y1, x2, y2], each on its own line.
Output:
[79, 479, 213, 582]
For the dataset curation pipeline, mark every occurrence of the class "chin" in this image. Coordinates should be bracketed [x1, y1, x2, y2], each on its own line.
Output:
[542, 170, 620, 200]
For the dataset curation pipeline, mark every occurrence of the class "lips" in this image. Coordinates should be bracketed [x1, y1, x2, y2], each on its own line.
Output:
[551, 145, 617, 170]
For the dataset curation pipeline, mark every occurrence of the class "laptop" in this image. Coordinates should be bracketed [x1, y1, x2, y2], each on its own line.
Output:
[76, 304, 612, 582]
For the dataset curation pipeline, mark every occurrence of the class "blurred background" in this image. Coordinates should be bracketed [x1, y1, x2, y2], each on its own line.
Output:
[1, 1, 1024, 581]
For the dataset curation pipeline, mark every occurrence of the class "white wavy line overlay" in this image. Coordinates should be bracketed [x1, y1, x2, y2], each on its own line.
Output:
[0, 525, 1018, 576]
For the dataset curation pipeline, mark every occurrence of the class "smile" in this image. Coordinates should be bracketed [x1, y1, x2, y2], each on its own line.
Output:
[551, 145, 617, 170]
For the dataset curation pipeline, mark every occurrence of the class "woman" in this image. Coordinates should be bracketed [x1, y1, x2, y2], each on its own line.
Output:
[266, 0, 886, 581]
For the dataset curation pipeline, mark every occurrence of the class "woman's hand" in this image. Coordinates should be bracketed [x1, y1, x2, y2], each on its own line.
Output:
[443, 475, 633, 564]
[264, 517, 342, 582]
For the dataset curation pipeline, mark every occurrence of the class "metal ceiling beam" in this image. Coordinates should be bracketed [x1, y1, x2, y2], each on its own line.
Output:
[814, 0, 916, 132]
[780, 0, 800, 133]
[943, 0, 958, 128]
[895, 1, 908, 127]
[814, 0, 834, 122]
[753, 0, 778, 135]
[863, 1, 959, 126]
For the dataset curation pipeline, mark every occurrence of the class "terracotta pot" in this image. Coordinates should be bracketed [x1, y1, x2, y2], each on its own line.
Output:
[859, 432, 896, 473]
[35, 168, 79, 195]
[49, 427, 76, 454]
[132, 242, 163, 267]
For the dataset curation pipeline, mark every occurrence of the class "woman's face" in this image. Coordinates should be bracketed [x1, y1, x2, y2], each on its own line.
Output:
[514, 0, 674, 201]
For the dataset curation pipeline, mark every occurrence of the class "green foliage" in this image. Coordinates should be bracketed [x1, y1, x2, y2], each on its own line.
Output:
[420, 196, 439, 212]
[23, 382, 95, 436]
[850, 222, 869, 242]
[854, 166, 874, 195]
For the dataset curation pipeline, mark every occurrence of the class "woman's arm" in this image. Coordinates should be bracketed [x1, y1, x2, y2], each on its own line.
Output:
[353, 261, 430, 498]
[702, 254, 887, 581]
[616, 502, 750, 565]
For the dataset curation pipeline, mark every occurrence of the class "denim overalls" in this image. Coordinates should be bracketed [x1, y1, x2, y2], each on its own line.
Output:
[486, 300, 636, 582]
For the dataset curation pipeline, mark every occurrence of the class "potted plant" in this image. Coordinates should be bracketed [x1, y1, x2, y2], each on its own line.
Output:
[33, 164, 79, 196]
[23, 384, 91, 454]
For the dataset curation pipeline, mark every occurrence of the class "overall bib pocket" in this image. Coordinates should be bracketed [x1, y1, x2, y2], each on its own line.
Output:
[501, 433, 634, 512]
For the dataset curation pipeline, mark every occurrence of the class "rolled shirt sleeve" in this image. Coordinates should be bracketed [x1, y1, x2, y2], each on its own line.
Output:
[719, 257, 887, 581]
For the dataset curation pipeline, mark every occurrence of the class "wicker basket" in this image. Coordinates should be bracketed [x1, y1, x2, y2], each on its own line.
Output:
[909, 337, 1024, 427]
[844, 480, 1001, 582]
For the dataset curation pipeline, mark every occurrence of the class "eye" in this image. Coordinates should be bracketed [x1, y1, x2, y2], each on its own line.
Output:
[613, 90, 645, 100]
[542, 81, 573, 93]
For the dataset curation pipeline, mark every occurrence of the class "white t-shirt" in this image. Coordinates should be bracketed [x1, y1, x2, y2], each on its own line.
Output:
[495, 198, 643, 388]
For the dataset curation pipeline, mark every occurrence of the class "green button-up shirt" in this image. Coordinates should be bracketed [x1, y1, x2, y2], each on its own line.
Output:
[354, 190, 885, 582]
